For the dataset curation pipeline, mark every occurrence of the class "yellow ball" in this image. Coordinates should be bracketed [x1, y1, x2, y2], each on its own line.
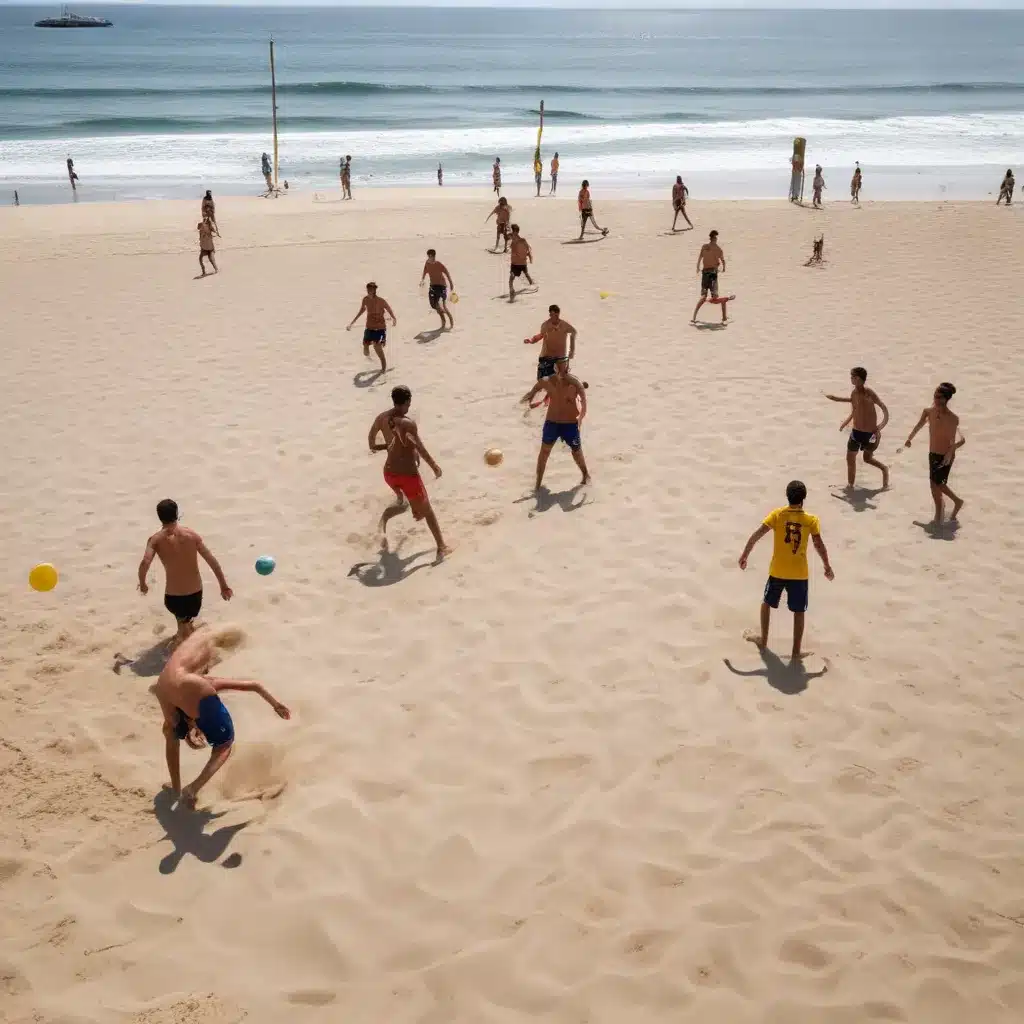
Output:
[29, 563, 59, 592]
[449, 291, 460, 304]
[599, 291, 610, 299]
[484, 448, 503, 467]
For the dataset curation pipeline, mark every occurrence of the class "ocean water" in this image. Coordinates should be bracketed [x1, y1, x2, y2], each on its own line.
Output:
[2, 5, 1023, 203]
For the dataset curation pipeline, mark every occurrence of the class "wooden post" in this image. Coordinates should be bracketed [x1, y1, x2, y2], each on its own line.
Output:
[270, 39, 279, 188]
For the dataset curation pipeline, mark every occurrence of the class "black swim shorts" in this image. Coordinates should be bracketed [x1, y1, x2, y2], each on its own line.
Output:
[537, 356, 558, 380]
[428, 284, 447, 309]
[511, 264, 528, 278]
[363, 328, 387, 346]
[847, 429, 878, 453]
[929, 452, 953, 486]
[701, 269, 719, 297]
[164, 590, 203, 623]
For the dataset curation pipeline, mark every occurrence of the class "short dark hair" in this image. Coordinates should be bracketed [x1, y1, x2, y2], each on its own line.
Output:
[366, 281, 377, 292]
[156, 499, 179, 524]
[851, 366, 867, 382]
[510, 223, 519, 233]
[786, 480, 808, 505]
[581, 179, 589, 187]
[392, 385, 411, 407]
[549, 304, 560, 314]
[345, 154, 351, 160]
[426, 249, 436, 257]
[709, 230, 718, 238]
[936, 382, 956, 400]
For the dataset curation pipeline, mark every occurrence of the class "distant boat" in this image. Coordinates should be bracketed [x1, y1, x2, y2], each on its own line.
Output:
[35, 6, 112, 28]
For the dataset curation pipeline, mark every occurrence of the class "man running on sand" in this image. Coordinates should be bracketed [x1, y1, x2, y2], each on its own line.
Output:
[577, 180, 609, 239]
[346, 281, 396, 373]
[521, 359, 590, 492]
[508, 224, 535, 301]
[738, 480, 834, 661]
[902, 382, 966, 523]
[486, 197, 512, 252]
[824, 366, 890, 490]
[692, 230, 735, 324]
[420, 249, 454, 329]
[151, 624, 290, 809]
[197, 218, 218, 276]
[525, 304, 577, 382]
[492, 157, 502, 194]
[138, 499, 233, 645]
[671, 175, 692, 231]
[368, 386, 450, 559]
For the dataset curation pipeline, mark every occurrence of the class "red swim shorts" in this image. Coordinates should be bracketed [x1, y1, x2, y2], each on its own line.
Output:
[384, 471, 427, 504]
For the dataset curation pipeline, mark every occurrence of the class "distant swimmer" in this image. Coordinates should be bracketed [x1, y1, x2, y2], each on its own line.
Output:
[137, 499, 233, 646]
[997, 168, 1014, 205]
[525, 303, 577, 382]
[493, 156, 502, 195]
[197, 217, 218, 276]
[420, 248, 455, 329]
[368, 385, 450, 559]
[66, 155, 78, 192]
[260, 151, 273, 192]
[508, 224, 535, 301]
[521, 358, 590, 492]
[902, 382, 966, 523]
[201, 190, 220, 236]
[691, 230, 735, 325]
[671, 175, 692, 231]
[738, 479, 834, 661]
[824, 366, 890, 490]
[577, 179, 609, 240]
[341, 155, 352, 200]
[534, 155, 543, 197]
[851, 162, 863, 205]
[549, 152, 559, 195]
[812, 165, 826, 208]
[346, 281, 396, 374]
[437, 162, 443, 187]
[486, 196, 513, 253]
[152, 625, 290, 809]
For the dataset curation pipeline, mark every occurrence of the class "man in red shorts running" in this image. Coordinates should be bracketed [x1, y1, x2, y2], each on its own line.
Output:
[368, 386, 450, 560]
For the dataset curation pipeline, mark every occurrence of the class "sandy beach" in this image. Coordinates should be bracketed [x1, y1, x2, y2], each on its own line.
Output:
[1, 189, 1023, 1024]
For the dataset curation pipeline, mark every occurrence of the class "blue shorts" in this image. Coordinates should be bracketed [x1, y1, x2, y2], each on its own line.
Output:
[175, 694, 235, 748]
[763, 576, 809, 613]
[542, 420, 582, 451]
[363, 328, 386, 346]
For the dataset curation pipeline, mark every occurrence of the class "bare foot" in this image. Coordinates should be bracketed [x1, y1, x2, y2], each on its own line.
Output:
[743, 629, 766, 649]
[601, 228, 609, 236]
[951, 498, 964, 520]
[180, 785, 198, 809]
[435, 544, 453, 562]
[112, 653, 132, 675]
[580, 474, 591, 486]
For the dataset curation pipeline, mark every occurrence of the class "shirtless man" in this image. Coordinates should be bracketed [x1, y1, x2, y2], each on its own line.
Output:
[346, 281, 396, 373]
[197, 218, 218, 276]
[851, 163, 862, 205]
[492, 157, 502, 195]
[341, 155, 352, 200]
[997, 169, 1014, 205]
[577, 180, 609, 239]
[508, 224, 535, 301]
[521, 360, 590, 491]
[485, 196, 512, 253]
[549, 152, 559, 195]
[525, 304, 577, 381]
[824, 366, 890, 490]
[812, 165, 826, 208]
[261, 152, 273, 192]
[671, 175, 692, 231]
[420, 248, 454, 329]
[368, 386, 450, 559]
[151, 624, 290, 809]
[201, 190, 219, 235]
[691, 230, 735, 324]
[903, 382, 966, 523]
[137, 499, 233, 645]
[67, 156, 78, 192]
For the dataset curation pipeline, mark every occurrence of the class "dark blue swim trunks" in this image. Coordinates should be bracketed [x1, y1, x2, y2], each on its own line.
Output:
[175, 694, 235, 748]
[363, 328, 387, 346]
[542, 420, 582, 451]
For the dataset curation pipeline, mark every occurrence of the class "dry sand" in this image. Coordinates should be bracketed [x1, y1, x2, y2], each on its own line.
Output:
[1, 189, 1023, 1024]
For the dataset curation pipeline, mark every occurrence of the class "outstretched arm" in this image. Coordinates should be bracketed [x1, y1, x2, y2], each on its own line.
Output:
[197, 537, 232, 599]
[346, 298, 367, 330]
[904, 408, 929, 446]
[138, 536, 156, 595]
[521, 379, 550, 405]
[811, 534, 835, 580]
[738, 524, 771, 569]
[824, 393, 851, 403]
[208, 677, 291, 719]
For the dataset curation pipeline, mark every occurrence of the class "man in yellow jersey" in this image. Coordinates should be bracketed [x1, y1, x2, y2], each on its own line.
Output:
[534, 155, 543, 197]
[549, 152, 559, 195]
[737, 480, 834, 660]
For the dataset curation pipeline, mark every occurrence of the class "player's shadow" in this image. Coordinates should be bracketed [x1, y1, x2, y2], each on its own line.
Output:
[723, 650, 829, 696]
[152, 787, 248, 874]
[112, 638, 174, 678]
[913, 519, 961, 541]
[663, 227, 695, 236]
[347, 547, 434, 586]
[414, 328, 445, 344]
[562, 236, 606, 245]
[692, 322, 727, 331]
[831, 486, 886, 512]
[516, 484, 591, 515]
[352, 369, 384, 388]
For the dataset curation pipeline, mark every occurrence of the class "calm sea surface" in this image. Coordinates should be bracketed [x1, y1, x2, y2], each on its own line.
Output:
[2, 6, 1023, 202]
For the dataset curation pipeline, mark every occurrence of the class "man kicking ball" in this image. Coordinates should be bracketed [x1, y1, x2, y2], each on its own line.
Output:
[151, 625, 290, 809]
[521, 359, 590, 491]
[692, 230, 735, 324]
[737, 480, 834, 660]
[420, 248, 455, 329]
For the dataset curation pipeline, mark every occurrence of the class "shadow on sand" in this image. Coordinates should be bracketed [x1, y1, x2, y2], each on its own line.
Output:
[913, 519, 961, 541]
[562, 235, 607, 245]
[723, 648, 829, 696]
[831, 485, 888, 512]
[414, 328, 446, 344]
[515, 484, 591, 515]
[692, 321, 728, 331]
[352, 369, 385, 388]
[152, 787, 248, 874]
[112, 638, 175, 678]
[347, 545, 435, 586]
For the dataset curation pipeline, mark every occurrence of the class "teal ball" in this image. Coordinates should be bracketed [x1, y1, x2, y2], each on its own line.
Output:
[255, 555, 276, 576]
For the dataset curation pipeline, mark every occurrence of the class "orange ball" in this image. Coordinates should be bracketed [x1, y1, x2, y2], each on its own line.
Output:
[484, 448, 503, 467]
